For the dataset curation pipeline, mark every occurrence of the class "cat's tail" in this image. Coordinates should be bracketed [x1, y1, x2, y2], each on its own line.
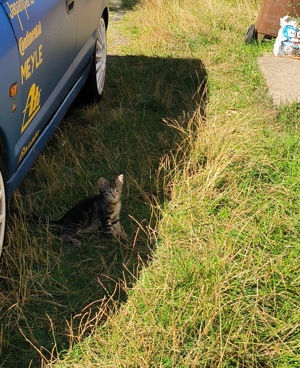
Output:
[48, 218, 63, 225]
[29, 215, 63, 226]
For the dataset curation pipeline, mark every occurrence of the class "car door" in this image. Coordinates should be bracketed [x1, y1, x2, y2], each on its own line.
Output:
[74, 0, 101, 72]
[1, 0, 77, 172]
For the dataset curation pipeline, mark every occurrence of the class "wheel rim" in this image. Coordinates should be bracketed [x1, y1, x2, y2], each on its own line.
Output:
[95, 17, 107, 96]
[0, 171, 6, 256]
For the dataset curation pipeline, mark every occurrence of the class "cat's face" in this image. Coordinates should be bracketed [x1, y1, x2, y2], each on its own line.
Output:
[98, 174, 123, 203]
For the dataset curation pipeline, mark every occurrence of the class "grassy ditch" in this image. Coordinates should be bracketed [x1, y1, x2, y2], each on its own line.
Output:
[2, 0, 300, 367]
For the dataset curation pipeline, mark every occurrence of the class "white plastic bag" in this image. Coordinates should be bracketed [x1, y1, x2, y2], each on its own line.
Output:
[274, 15, 300, 58]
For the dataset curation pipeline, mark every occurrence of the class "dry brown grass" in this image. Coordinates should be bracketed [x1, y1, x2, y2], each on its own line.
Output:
[3, 0, 300, 367]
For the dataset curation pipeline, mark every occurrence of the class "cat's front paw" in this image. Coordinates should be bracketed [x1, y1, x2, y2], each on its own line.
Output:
[62, 234, 81, 246]
[103, 230, 115, 239]
[71, 239, 82, 246]
[116, 230, 127, 239]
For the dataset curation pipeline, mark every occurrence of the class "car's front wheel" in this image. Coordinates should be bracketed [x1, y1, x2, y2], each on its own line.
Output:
[83, 16, 107, 103]
[0, 160, 6, 257]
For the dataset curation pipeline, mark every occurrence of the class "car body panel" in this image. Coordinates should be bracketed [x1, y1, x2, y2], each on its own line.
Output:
[0, 5, 22, 174]
[0, 0, 108, 200]
[7, 66, 90, 199]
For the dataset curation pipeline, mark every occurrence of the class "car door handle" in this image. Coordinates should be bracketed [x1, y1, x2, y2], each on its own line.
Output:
[66, 0, 74, 13]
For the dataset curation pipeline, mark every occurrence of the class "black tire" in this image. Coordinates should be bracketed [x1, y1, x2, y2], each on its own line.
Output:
[83, 16, 107, 103]
[245, 24, 257, 44]
[0, 157, 7, 257]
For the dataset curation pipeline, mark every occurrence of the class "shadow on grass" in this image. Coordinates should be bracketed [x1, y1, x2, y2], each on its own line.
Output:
[0, 54, 207, 367]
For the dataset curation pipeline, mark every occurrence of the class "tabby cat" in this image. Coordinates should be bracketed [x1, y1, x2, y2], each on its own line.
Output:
[51, 174, 126, 245]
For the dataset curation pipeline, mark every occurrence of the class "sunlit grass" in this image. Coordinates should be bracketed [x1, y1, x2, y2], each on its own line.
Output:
[2, 0, 300, 367]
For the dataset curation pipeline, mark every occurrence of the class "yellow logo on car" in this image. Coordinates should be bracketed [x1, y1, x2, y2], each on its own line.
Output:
[21, 82, 41, 133]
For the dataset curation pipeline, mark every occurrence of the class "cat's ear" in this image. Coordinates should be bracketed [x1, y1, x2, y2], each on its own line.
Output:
[98, 177, 109, 188]
[117, 174, 124, 184]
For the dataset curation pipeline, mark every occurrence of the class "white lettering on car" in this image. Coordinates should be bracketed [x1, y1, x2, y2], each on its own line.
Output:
[6, 0, 35, 31]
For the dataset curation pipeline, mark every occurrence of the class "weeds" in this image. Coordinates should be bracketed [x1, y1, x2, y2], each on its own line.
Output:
[1, 0, 300, 367]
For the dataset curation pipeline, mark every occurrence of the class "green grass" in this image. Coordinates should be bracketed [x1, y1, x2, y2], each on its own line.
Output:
[0, 56, 204, 366]
[1, 0, 300, 367]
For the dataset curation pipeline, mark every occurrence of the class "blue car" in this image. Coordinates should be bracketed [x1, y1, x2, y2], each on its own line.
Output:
[0, 0, 109, 255]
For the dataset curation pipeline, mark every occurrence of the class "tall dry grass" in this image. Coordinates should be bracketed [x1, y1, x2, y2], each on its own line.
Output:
[56, 0, 300, 367]
[3, 0, 300, 366]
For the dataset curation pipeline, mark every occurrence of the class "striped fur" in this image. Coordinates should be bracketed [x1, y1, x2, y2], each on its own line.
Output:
[52, 174, 126, 245]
